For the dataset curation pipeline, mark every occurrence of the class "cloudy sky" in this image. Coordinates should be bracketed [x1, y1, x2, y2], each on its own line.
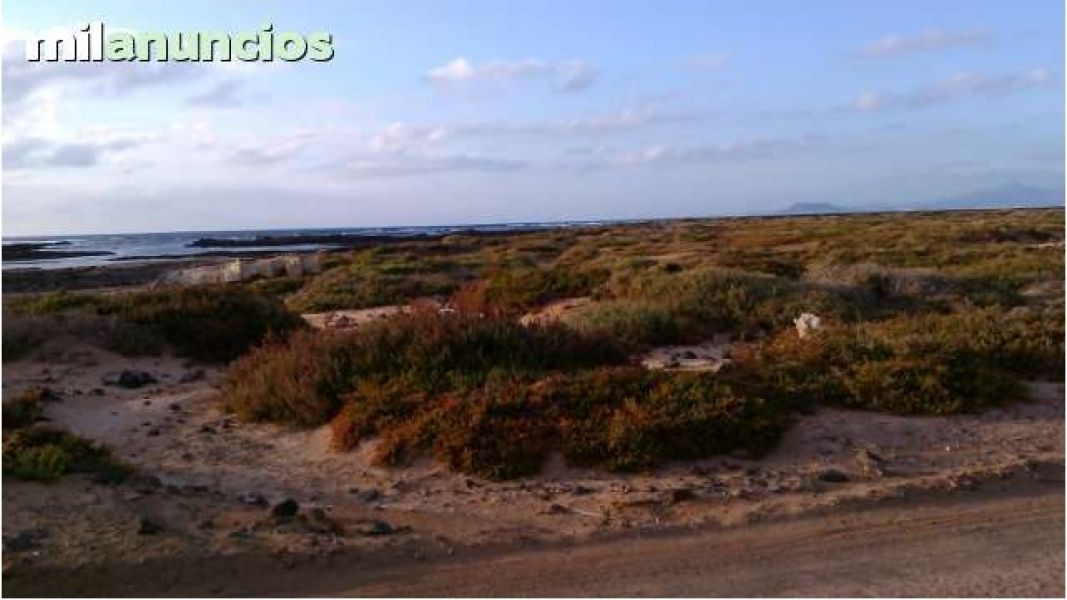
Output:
[2, 0, 1063, 235]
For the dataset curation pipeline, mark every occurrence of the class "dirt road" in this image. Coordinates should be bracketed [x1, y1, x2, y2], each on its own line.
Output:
[340, 485, 1064, 597]
[7, 479, 1062, 597]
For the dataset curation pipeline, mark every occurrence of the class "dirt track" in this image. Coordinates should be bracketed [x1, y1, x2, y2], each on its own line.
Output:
[338, 484, 1065, 597]
[6, 478, 1062, 597]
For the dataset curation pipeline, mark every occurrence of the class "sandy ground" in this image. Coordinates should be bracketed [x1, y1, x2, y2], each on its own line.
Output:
[2, 332, 1063, 596]
[301, 305, 411, 330]
[4, 469, 1062, 596]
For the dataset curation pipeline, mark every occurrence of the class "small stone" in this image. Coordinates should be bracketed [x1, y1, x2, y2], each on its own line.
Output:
[132, 475, 163, 492]
[348, 488, 382, 503]
[137, 517, 163, 535]
[358, 520, 394, 536]
[855, 448, 887, 477]
[666, 488, 696, 504]
[103, 370, 157, 389]
[3, 530, 46, 552]
[271, 499, 300, 518]
[544, 503, 569, 515]
[947, 475, 979, 492]
[238, 492, 269, 507]
[817, 469, 849, 483]
[179, 370, 206, 383]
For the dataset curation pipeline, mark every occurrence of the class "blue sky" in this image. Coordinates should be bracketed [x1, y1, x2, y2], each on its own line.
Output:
[2, 0, 1063, 234]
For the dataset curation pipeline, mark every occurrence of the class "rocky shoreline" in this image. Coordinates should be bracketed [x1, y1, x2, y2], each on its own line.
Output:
[2, 242, 114, 262]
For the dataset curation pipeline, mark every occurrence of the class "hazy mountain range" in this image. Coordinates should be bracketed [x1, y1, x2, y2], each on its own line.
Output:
[780, 183, 1064, 215]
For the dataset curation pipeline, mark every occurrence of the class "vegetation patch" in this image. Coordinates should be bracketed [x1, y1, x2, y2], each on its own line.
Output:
[4, 286, 304, 363]
[3, 426, 132, 483]
[729, 307, 1061, 415]
[221, 308, 628, 426]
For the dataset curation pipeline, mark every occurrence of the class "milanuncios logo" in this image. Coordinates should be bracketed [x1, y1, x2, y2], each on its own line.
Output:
[25, 22, 334, 62]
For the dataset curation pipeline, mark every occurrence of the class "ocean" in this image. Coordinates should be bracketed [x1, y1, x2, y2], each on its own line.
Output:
[1, 221, 616, 270]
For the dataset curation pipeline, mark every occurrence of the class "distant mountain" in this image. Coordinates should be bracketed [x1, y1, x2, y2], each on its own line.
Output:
[778, 202, 856, 215]
[777, 183, 1063, 217]
[920, 183, 1065, 210]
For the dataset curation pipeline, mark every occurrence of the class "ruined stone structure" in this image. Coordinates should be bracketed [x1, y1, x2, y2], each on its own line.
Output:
[159, 252, 323, 286]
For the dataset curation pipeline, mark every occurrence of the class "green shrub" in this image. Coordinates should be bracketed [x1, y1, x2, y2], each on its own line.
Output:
[565, 300, 684, 346]
[4, 286, 304, 363]
[328, 367, 789, 478]
[3, 388, 47, 429]
[3, 291, 101, 316]
[286, 253, 469, 312]
[95, 286, 305, 362]
[568, 267, 871, 347]
[221, 308, 628, 426]
[451, 266, 609, 317]
[5, 445, 69, 481]
[730, 307, 1058, 415]
[3, 426, 132, 483]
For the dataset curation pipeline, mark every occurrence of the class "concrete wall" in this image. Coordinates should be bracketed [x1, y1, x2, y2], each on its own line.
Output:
[160, 252, 323, 286]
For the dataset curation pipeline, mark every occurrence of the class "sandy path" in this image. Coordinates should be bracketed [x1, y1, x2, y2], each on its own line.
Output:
[334, 485, 1064, 597]
[5, 480, 1061, 597]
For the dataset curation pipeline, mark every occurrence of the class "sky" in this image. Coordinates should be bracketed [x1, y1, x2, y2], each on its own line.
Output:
[2, 0, 1063, 235]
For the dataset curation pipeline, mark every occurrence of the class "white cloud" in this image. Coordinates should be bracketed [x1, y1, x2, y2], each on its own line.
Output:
[682, 53, 729, 70]
[360, 105, 699, 150]
[186, 80, 244, 108]
[852, 68, 1055, 112]
[425, 56, 596, 92]
[859, 29, 992, 58]
[610, 134, 824, 166]
[336, 153, 526, 177]
[2, 38, 201, 105]
[370, 122, 450, 153]
[227, 131, 321, 166]
[4, 130, 148, 169]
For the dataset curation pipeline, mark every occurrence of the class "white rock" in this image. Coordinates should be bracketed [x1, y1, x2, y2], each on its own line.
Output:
[794, 312, 822, 339]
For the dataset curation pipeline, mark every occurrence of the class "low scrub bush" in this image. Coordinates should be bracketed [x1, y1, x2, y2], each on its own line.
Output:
[730, 307, 1060, 415]
[96, 286, 305, 362]
[2, 388, 49, 429]
[221, 308, 628, 426]
[286, 253, 471, 312]
[2, 426, 132, 483]
[329, 367, 790, 479]
[5, 286, 304, 363]
[450, 266, 609, 317]
[568, 267, 871, 347]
